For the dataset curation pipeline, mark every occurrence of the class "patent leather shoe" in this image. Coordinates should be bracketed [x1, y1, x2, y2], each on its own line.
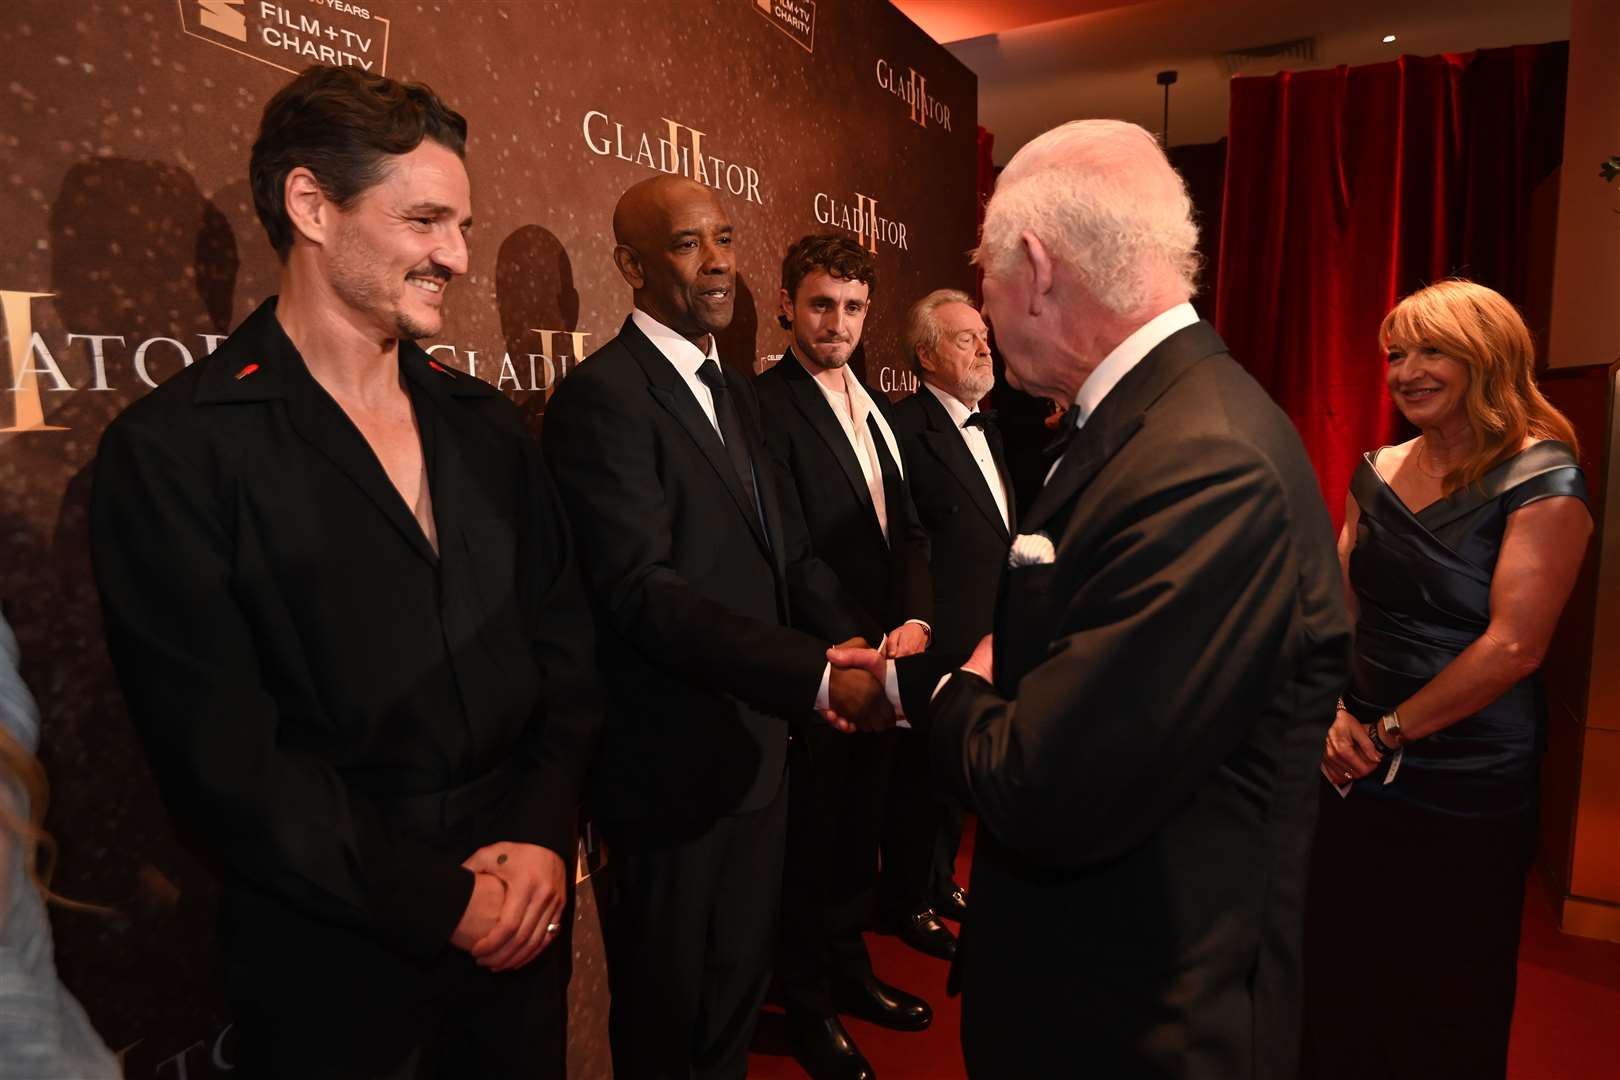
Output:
[785, 1010, 875, 1080]
[834, 973, 933, 1031]
[934, 881, 969, 922]
[896, 906, 957, 961]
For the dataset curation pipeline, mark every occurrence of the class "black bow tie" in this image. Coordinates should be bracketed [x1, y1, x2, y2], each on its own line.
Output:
[962, 409, 998, 432]
[1042, 407, 1081, 457]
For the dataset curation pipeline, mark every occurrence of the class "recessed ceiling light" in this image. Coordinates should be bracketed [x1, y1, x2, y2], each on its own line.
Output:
[1383, 34, 1397, 43]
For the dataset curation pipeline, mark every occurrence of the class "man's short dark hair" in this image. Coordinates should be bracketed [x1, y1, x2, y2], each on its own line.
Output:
[249, 65, 468, 260]
[780, 233, 877, 305]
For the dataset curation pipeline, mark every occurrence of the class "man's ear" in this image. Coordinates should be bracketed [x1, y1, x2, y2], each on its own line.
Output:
[1020, 230, 1054, 316]
[283, 167, 330, 249]
[915, 344, 936, 379]
[612, 244, 644, 289]
[777, 286, 793, 331]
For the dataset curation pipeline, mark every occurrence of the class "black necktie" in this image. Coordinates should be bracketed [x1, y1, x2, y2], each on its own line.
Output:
[1042, 406, 1081, 458]
[697, 360, 764, 533]
[962, 409, 999, 432]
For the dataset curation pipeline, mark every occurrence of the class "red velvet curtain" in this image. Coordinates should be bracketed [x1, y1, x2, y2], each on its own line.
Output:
[1215, 44, 1568, 526]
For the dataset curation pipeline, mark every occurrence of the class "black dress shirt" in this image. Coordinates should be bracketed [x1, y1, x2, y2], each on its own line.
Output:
[90, 297, 600, 961]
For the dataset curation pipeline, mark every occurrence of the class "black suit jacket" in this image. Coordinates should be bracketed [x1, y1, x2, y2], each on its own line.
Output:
[931, 321, 1350, 1078]
[90, 297, 600, 963]
[753, 350, 931, 644]
[541, 318, 861, 822]
[890, 386, 1016, 721]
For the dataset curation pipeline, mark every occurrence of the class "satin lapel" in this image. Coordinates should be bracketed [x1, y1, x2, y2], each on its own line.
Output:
[916, 389, 1009, 541]
[622, 319, 771, 553]
[281, 340, 440, 566]
[986, 426, 1017, 532]
[733, 382, 790, 580]
[781, 354, 876, 515]
[402, 368, 472, 564]
[1019, 414, 1143, 537]
[1020, 320, 1228, 538]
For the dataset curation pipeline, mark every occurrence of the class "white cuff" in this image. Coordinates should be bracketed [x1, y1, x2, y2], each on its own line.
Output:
[885, 659, 910, 729]
[815, 662, 831, 712]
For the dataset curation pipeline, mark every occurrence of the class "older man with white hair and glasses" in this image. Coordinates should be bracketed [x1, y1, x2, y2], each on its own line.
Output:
[827, 119, 1351, 1078]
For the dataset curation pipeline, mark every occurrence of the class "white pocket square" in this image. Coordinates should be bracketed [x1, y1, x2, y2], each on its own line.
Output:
[1008, 531, 1056, 567]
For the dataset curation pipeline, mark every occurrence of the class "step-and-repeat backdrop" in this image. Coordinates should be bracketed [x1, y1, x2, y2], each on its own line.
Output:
[0, 1, 976, 1075]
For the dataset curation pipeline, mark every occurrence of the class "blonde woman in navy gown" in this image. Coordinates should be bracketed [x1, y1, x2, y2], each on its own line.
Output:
[1302, 280, 1592, 1080]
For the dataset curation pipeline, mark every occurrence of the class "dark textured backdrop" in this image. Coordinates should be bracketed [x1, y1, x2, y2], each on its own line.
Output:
[0, 1, 976, 1075]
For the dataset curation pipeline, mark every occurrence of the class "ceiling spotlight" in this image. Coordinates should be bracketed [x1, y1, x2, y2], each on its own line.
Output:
[1382, 34, 1397, 44]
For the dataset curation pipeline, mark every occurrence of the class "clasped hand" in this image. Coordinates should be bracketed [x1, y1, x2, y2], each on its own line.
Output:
[824, 631, 994, 732]
[823, 636, 895, 734]
[1320, 706, 1382, 784]
[450, 841, 568, 972]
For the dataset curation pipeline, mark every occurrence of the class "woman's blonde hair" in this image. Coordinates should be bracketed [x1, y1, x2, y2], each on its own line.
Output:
[0, 723, 58, 897]
[1379, 279, 1579, 492]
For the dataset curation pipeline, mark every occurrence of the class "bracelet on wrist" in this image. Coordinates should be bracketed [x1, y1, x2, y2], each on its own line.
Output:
[1366, 723, 1395, 755]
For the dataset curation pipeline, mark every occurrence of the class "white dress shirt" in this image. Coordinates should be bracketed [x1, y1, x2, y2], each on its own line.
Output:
[1046, 302, 1200, 482]
[632, 308, 722, 428]
[923, 380, 1010, 532]
[804, 359, 908, 537]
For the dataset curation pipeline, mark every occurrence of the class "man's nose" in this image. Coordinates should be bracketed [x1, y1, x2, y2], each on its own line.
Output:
[436, 228, 469, 276]
[700, 238, 732, 273]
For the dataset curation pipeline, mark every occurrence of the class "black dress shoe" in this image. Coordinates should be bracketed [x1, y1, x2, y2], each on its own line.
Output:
[834, 973, 933, 1031]
[896, 907, 957, 961]
[785, 1010, 875, 1080]
[934, 881, 969, 922]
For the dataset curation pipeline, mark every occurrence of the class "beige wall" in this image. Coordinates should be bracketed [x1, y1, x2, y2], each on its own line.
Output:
[952, 0, 1570, 163]
[1547, 0, 1620, 370]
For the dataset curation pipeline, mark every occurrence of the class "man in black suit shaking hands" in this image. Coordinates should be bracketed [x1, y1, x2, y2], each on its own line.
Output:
[754, 235, 935, 1080]
[541, 177, 891, 1080]
[829, 121, 1349, 1078]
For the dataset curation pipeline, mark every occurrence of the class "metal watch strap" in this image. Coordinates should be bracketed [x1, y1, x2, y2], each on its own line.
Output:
[1381, 709, 1403, 738]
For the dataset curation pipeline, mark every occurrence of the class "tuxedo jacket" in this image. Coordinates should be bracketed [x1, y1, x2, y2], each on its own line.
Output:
[541, 318, 863, 823]
[930, 321, 1350, 1078]
[90, 297, 600, 964]
[890, 387, 1016, 721]
[752, 350, 931, 644]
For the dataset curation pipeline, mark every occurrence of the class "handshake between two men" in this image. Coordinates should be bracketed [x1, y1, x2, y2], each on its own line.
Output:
[821, 630, 997, 734]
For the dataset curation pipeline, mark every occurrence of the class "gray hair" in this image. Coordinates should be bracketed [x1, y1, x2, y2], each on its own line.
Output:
[904, 288, 977, 373]
[973, 119, 1200, 316]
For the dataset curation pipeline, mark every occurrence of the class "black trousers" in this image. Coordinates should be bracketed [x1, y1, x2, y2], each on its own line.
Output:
[224, 773, 570, 1080]
[878, 725, 963, 920]
[1300, 785, 1537, 1080]
[599, 783, 788, 1080]
[778, 724, 897, 1015]
[226, 916, 568, 1080]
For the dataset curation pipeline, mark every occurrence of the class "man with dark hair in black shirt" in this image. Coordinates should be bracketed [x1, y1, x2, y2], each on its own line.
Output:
[90, 65, 599, 1079]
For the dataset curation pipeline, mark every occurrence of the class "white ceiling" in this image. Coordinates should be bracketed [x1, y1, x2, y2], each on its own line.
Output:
[893, 0, 1572, 162]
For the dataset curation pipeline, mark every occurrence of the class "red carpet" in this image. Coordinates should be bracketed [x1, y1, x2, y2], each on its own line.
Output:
[749, 822, 1620, 1079]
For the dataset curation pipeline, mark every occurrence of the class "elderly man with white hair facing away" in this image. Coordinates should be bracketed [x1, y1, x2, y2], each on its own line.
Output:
[828, 119, 1352, 1078]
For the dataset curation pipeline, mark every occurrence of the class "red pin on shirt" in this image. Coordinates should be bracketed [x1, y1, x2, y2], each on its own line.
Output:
[428, 360, 455, 377]
[234, 363, 260, 380]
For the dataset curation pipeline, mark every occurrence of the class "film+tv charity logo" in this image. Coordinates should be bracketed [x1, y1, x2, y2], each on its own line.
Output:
[752, 0, 814, 53]
[182, 0, 392, 75]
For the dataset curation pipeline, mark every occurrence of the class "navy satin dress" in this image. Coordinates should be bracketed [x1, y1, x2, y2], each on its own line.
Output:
[1344, 441, 1586, 817]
